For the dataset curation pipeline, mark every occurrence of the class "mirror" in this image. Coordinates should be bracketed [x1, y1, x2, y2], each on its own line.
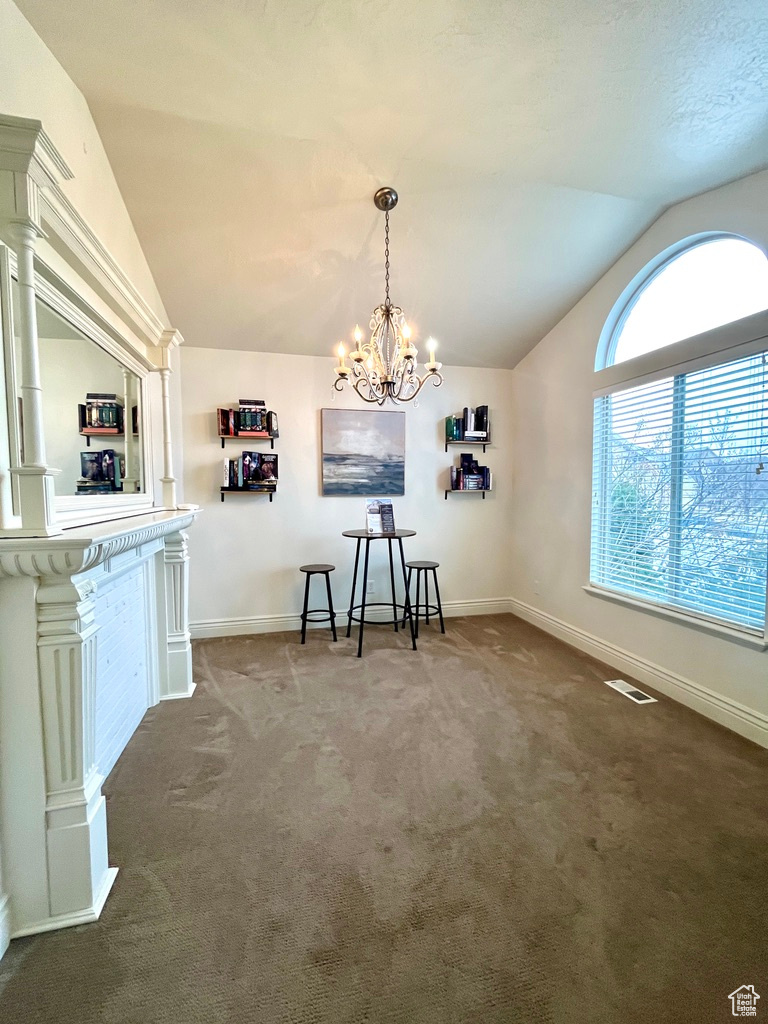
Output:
[13, 284, 144, 497]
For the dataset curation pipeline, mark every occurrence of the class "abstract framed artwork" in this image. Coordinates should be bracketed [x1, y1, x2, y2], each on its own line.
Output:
[321, 408, 405, 496]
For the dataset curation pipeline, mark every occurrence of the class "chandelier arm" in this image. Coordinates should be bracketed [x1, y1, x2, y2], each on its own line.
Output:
[356, 353, 386, 402]
[352, 377, 387, 404]
[391, 365, 413, 402]
[360, 344, 383, 392]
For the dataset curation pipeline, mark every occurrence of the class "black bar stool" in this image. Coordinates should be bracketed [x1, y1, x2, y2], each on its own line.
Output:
[403, 561, 445, 638]
[299, 564, 337, 643]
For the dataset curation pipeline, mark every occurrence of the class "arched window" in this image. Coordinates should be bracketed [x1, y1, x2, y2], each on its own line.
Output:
[590, 235, 768, 635]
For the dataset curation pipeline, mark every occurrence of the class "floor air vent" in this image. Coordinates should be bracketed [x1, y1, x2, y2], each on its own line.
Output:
[604, 679, 658, 704]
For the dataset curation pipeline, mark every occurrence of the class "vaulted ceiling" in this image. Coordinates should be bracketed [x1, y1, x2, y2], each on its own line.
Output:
[14, 0, 768, 367]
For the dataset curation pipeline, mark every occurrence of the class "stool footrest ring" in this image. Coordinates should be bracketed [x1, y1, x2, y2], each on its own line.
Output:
[301, 609, 337, 623]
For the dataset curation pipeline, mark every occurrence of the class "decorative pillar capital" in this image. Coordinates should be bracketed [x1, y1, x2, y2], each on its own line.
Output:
[7, 218, 44, 247]
[151, 328, 185, 372]
[0, 115, 73, 239]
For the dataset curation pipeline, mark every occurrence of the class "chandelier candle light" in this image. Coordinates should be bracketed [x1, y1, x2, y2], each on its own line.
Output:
[333, 187, 444, 405]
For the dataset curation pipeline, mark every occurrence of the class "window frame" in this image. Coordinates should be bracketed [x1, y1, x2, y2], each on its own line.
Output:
[589, 233, 768, 647]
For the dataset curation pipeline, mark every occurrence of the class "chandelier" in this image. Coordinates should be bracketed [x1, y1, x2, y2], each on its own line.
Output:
[333, 187, 444, 405]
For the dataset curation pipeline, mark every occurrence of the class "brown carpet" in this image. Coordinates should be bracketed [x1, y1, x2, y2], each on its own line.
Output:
[1, 614, 766, 1023]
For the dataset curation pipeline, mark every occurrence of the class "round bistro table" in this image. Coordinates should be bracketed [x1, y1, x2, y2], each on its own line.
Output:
[342, 529, 417, 658]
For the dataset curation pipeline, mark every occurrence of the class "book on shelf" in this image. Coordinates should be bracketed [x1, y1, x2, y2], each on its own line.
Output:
[365, 498, 396, 535]
[258, 452, 278, 484]
[78, 448, 123, 491]
[76, 481, 113, 494]
[450, 454, 491, 491]
[463, 475, 485, 490]
[223, 451, 278, 490]
[445, 415, 462, 441]
[238, 398, 265, 433]
[446, 406, 490, 443]
[217, 403, 278, 437]
[79, 396, 124, 433]
[80, 452, 103, 483]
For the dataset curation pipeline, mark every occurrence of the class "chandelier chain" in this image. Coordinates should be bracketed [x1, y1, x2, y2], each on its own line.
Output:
[384, 210, 390, 309]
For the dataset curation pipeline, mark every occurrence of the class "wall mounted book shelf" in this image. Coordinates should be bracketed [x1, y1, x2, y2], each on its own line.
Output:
[217, 403, 279, 502]
[219, 434, 275, 450]
[220, 487, 275, 502]
[80, 430, 140, 447]
[443, 406, 493, 500]
[444, 439, 489, 453]
[444, 488, 491, 500]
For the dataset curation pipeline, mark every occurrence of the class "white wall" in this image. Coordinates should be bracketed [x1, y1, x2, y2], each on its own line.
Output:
[509, 168, 768, 746]
[180, 347, 513, 633]
[0, 0, 168, 325]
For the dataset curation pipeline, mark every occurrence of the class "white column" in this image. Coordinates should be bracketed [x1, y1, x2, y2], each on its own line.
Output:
[161, 530, 195, 700]
[8, 221, 59, 535]
[0, 246, 19, 531]
[11, 221, 45, 466]
[159, 366, 177, 507]
[121, 368, 138, 493]
[35, 576, 117, 922]
[0, 853, 9, 960]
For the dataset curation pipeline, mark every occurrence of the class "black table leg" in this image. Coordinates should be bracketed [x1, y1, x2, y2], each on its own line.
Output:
[397, 538, 417, 651]
[387, 538, 398, 632]
[346, 537, 361, 638]
[325, 572, 338, 642]
[424, 569, 430, 626]
[300, 573, 311, 644]
[433, 568, 445, 633]
[357, 539, 371, 658]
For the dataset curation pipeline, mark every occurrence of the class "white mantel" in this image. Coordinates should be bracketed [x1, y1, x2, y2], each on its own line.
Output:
[0, 113, 197, 963]
[0, 505, 200, 953]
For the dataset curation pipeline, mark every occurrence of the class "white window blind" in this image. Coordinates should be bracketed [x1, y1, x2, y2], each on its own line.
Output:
[591, 350, 768, 632]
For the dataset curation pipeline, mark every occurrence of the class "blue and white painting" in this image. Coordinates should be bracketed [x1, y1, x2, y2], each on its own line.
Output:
[321, 408, 405, 496]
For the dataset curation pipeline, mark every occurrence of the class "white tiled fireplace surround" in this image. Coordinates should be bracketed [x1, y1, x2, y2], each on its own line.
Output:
[0, 507, 199, 951]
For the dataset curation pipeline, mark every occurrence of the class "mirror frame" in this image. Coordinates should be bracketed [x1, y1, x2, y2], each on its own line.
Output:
[0, 247, 21, 520]
[1, 244, 156, 526]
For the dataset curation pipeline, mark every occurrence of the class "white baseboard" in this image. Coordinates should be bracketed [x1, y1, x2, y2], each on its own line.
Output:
[507, 597, 768, 749]
[0, 895, 10, 960]
[189, 597, 512, 640]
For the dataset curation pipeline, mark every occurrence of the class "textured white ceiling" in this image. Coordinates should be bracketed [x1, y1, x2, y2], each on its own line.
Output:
[14, 0, 768, 367]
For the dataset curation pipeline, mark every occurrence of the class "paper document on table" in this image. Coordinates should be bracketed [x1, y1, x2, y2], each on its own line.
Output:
[365, 498, 396, 535]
